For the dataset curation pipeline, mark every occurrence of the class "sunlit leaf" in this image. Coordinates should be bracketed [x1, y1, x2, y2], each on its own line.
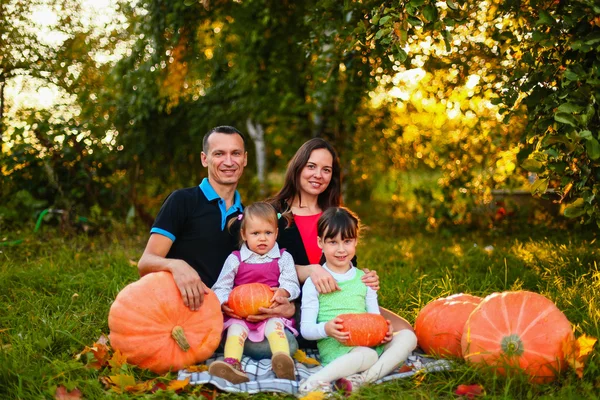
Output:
[563, 198, 586, 218]
[521, 158, 544, 173]
[531, 178, 548, 196]
[554, 112, 578, 127]
[585, 139, 600, 160]
[536, 10, 555, 26]
[446, 0, 458, 10]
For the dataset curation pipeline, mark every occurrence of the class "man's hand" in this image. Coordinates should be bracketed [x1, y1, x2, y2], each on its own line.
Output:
[361, 268, 380, 291]
[325, 317, 350, 343]
[381, 320, 393, 344]
[221, 302, 242, 319]
[246, 296, 295, 322]
[310, 264, 340, 294]
[169, 260, 209, 311]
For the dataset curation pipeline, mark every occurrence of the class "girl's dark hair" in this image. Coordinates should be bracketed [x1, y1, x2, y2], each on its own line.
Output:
[267, 138, 342, 214]
[317, 207, 360, 241]
[227, 202, 278, 247]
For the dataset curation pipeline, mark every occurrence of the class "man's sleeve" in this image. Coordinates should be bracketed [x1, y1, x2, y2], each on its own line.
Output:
[150, 190, 186, 242]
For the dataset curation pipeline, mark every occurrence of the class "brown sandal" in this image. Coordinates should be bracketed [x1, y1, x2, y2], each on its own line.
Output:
[271, 352, 295, 380]
[208, 358, 249, 384]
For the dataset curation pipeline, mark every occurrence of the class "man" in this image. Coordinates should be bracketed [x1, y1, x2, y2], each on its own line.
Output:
[138, 126, 296, 357]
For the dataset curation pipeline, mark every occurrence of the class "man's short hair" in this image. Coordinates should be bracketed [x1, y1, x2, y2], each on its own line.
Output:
[202, 126, 246, 153]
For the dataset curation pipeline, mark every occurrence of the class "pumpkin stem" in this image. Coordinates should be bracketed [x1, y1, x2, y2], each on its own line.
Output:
[501, 333, 524, 356]
[171, 326, 190, 352]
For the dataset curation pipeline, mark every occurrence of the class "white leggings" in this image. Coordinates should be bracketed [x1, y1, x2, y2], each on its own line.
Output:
[305, 329, 417, 385]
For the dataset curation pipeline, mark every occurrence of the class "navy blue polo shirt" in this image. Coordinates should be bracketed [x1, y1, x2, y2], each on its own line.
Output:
[150, 178, 243, 288]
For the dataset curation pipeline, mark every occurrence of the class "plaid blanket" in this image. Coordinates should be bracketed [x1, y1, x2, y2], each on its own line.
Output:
[178, 349, 451, 395]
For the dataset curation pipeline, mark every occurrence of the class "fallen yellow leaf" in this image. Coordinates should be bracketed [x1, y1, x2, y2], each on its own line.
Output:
[167, 377, 190, 391]
[108, 349, 128, 370]
[564, 334, 598, 379]
[293, 349, 320, 366]
[298, 391, 326, 400]
[186, 364, 209, 372]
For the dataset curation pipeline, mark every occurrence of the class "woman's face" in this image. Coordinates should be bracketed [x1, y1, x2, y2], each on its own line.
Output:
[298, 148, 333, 199]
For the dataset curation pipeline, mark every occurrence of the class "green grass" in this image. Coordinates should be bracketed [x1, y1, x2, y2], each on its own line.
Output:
[0, 221, 598, 399]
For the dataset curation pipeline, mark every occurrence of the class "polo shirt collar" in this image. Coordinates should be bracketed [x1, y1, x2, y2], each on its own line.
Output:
[199, 178, 243, 230]
[240, 242, 281, 261]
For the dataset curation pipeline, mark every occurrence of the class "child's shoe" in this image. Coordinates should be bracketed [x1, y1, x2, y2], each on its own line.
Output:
[208, 357, 250, 384]
[271, 351, 295, 380]
[297, 379, 333, 397]
[334, 373, 366, 393]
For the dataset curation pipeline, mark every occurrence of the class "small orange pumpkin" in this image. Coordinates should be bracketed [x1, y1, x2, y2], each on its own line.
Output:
[228, 283, 273, 318]
[415, 293, 482, 358]
[108, 271, 223, 374]
[461, 291, 574, 383]
[338, 313, 388, 347]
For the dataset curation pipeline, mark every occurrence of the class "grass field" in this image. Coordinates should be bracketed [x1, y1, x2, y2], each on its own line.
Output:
[0, 219, 598, 399]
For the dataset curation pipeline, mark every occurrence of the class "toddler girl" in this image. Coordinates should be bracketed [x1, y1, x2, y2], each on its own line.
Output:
[299, 207, 417, 394]
[210, 202, 301, 383]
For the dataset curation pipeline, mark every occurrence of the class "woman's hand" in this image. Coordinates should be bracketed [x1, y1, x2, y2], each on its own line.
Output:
[221, 302, 241, 319]
[310, 264, 340, 294]
[381, 320, 393, 344]
[325, 317, 350, 343]
[246, 296, 296, 322]
[361, 268, 380, 291]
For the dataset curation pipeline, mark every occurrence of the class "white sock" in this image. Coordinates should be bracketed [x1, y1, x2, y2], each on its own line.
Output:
[362, 329, 417, 383]
[303, 347, 378, 386]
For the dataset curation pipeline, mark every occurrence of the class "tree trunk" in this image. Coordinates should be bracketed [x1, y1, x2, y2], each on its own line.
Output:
[246, 118, 267, 198]
[0, 78, 5, 144]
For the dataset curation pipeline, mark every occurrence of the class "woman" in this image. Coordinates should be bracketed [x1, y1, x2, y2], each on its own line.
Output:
[268, 138, 413, 346]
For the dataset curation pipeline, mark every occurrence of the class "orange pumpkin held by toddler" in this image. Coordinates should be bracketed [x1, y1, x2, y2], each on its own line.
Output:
[338, 313, 388, 347]
[415, 293, 482, 358]
[228, 282, 273, 318]
[108, 271, 223, 374]
[461, 291, 574, 383]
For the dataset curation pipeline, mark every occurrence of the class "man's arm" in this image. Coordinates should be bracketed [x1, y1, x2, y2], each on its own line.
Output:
[138, 234, 209, 311]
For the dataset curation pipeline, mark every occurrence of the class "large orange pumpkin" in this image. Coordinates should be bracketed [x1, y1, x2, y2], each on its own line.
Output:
[338, 313, 388, 347]
[414, 293, 482, 358]
[461, 291, 574, 383]
[228, 283, 273, 318]
[108, 271, 223, 374]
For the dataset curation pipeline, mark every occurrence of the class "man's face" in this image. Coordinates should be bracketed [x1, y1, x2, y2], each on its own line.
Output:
[201, 132, 247, 187]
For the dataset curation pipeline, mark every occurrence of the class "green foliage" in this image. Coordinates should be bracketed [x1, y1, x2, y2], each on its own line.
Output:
[365, 0, 600, 227]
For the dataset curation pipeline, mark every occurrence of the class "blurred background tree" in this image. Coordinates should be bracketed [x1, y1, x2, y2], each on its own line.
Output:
[2, 0, 598, 231]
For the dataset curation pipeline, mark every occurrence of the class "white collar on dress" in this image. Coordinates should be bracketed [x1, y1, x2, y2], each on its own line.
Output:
[240, 242, 281, 261]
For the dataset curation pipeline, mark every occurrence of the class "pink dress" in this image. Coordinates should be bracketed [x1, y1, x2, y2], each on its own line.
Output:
[222, 249, 298, 342]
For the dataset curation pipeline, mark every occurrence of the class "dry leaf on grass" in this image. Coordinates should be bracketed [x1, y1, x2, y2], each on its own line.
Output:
[455, 384, 485, 398]
[186, 364, 209, 372]
[298, 391, 327, 400]
[55, 386, 82, 400]
[293, 349, 320, 366]
[564, 334, 598, 378]
[75, 342, 111, 369]
[108, 349, 128, 370]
